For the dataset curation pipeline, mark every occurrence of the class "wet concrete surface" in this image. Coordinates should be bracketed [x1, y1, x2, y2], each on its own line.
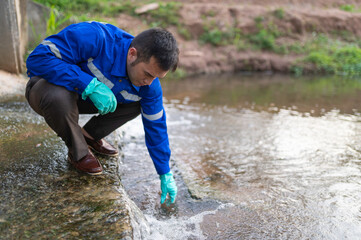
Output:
[0, 71, 27, 97]
[0, 96, 141, 239]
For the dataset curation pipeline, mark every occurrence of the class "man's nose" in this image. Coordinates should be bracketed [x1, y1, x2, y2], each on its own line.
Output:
[143, 77, 155, 85]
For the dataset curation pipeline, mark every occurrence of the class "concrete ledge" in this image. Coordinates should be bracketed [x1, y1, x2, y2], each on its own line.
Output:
[0, 100, 147, 239]
[0, 70, 27, 97]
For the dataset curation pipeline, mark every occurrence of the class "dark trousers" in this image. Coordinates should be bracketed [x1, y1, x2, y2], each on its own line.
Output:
[25, 76, 141, 161]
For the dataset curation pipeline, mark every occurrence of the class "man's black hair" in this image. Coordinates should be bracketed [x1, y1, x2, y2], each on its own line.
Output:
[130, 28, 179, 72]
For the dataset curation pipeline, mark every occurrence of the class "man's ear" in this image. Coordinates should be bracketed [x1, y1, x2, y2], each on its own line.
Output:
[128, 47, 137, 60]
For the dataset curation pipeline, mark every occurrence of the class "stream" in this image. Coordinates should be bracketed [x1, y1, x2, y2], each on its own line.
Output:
[121, 73, 361, 239]
[1, 73, 361, 239]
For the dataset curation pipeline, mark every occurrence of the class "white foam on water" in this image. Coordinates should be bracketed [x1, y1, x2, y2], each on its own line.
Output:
[116, 115, 144, 140]
[142, 203, 234, 240]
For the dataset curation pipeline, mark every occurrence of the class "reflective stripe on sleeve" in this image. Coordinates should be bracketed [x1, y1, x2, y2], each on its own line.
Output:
[120, 90, 142, 101]
[41, 40, 62, 59]
[87, 58, 114, 89]
[86, 21, 108, 25]
[141, 108, 163, 121]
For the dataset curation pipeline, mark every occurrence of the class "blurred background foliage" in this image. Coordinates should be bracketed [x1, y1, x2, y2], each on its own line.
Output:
[31, 0, 361, 77]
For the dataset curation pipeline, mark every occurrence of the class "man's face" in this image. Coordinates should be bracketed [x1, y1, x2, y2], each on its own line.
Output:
[126, 47, 168, 87]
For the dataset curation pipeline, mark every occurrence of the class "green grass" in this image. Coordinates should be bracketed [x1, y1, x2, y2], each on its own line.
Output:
[287, 34, 361, 76]
[340, 4, 355, 12]
[165, 68, 187, 79]
[249, 29, 276, 50]
[145, 2, 182, 28]
[34, 0, 183, 26]
[199, 24, 230, 46]
[199, 17, 281, 50]
[273, 8, 285, 19]
[33, 0, 126, 37]
[201, 10, 217, 18]
[46, 7, 71, 35]
[33, 0, 135, 16]
[305, 45, 361, 75]
[177, 25, 192, 40]
[33, 0, 188, 40]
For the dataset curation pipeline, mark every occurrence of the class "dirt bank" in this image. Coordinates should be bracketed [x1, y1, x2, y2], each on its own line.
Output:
[117, 1, 361, 76]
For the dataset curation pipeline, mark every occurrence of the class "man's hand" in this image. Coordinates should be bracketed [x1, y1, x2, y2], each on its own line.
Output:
[82, 78, 117, 115]
[160, 171, 177, 204]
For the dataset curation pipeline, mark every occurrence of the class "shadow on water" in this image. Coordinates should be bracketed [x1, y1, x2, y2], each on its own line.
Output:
[0, 97, 137, 239]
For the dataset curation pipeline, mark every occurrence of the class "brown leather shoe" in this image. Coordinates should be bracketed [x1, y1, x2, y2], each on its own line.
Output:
[84, 135, 119, 157]
[68, 151, 103, 175]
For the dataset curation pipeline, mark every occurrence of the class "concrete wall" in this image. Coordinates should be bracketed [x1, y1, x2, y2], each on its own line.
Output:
[0, 0, 28, 74]
[27, 1, 49, 49]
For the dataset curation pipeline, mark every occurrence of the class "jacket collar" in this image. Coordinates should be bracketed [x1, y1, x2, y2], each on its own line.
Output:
[132, 84, 140, 92]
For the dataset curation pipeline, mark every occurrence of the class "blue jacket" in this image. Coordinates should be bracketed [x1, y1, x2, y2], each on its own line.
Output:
[26, 21, 170, 175]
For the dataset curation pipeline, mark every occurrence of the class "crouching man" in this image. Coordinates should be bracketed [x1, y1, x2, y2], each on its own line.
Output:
[25, 21, 178, 204]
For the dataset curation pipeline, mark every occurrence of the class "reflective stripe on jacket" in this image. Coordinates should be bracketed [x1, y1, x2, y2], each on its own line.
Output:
[26, 21, 170, 175]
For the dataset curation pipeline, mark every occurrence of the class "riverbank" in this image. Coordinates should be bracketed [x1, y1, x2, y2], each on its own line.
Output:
[151, 2, 361, 76]
[19, 0, 361, 79]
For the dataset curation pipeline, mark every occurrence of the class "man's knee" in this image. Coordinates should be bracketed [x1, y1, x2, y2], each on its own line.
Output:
[28, 78, 78, 116]
[123, 101, 141, 116]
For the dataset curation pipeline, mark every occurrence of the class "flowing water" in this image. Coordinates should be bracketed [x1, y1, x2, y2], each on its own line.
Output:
[119, 73, 361, 239]
[1, 73, 361, 239]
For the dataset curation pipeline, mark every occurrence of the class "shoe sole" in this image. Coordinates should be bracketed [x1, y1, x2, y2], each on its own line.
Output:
[88, 146, 119, 157]
[67, 157, 103, 175]
[87, 171, 103, 176]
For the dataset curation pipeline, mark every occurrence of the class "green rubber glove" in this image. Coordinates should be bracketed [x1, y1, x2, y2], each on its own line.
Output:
[82, 78, 117, 115]
[160, 171, 177, 204]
